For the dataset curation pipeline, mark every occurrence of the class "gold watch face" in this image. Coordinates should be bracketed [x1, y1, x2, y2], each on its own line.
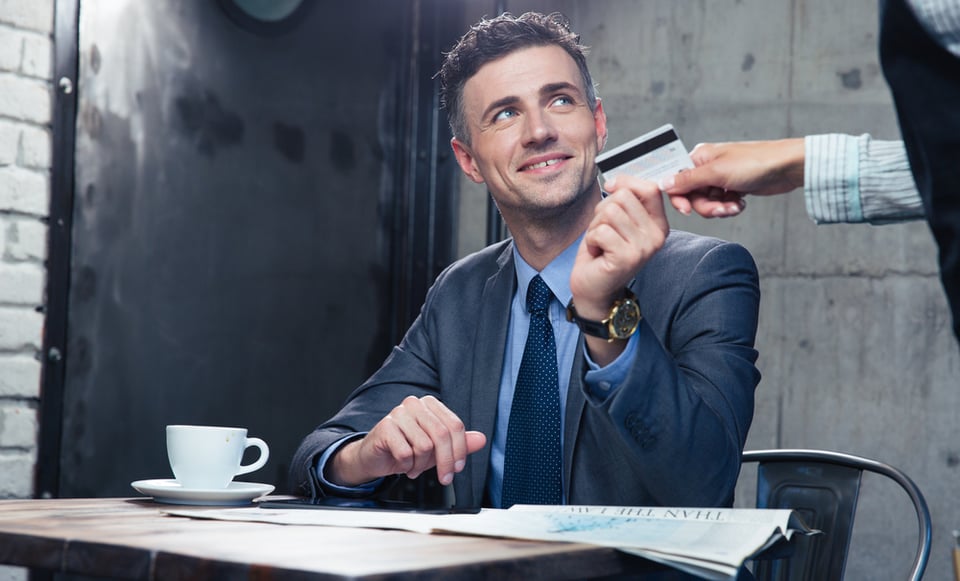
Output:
[609, 298, 641, 339]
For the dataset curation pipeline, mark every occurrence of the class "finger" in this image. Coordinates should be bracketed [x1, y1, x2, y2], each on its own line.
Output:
[677, 187, 745, 219]
[690, 193, 746, 218]
[599, 178, 670, 249]
[592, 191, 642, 239]
[335, 419, 411, 486]
[380, 401, 432, 478]
[629, 180, 669, 238]
[584, 191, 652, 268]
[385, 396, 455, 480]
[420, 396, 468, 485]
[604, 174, 661, 206]
[660, 164, 722, 195]
[688, 142, 722, 165]
[667, 192, 693, 215]
[687, 193, 727, 218]
[705, 189, 746, 217]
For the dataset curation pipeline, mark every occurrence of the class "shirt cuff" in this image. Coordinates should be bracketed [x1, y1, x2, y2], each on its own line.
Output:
[858, 138, 923, 224]
[582, 328, 640, 398]
[315, 433, 384, 495]
[804, 133, 863, 223]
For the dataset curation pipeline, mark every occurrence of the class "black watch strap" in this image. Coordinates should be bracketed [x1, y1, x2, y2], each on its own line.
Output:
[569, 311, 612, 339]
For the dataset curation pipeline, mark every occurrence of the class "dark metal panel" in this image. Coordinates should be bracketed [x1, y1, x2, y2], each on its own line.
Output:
[388, 0, 464, 341]
[49, 0, 431, 498]
[36, 0, 80, 499]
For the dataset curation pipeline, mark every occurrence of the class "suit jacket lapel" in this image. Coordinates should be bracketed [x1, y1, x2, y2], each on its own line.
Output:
[464, 243, 515, 506]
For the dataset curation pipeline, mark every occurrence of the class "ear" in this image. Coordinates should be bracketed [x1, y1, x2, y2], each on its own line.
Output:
[594, 99, 608, 152]
[451, 137, 485, 184]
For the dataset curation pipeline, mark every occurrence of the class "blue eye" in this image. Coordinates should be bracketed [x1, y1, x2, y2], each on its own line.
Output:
[552, 96, 573, 107]
[494, 109, 517, 122]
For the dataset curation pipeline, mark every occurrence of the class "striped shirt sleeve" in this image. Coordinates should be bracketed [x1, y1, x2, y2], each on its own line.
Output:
[908, 0, 960, 58]
[804, 134, 924, 224]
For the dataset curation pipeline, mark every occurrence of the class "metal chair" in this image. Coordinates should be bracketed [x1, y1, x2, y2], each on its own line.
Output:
[742, 449, 931, 581]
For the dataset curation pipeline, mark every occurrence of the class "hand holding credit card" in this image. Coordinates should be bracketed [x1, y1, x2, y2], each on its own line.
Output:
[596, 123, 694, 187]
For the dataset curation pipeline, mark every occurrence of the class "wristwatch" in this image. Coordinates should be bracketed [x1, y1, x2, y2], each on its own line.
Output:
[565, 289, 642, 341]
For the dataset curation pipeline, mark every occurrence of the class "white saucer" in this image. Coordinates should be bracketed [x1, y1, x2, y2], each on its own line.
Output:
[131, 479, 275, 506]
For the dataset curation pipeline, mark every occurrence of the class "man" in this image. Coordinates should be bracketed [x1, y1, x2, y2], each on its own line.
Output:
[291, 12, 760, 512]
[662, 0, 960, 343]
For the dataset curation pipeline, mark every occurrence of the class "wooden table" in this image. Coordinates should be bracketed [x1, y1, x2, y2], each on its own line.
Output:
[0, 498, 657, 580]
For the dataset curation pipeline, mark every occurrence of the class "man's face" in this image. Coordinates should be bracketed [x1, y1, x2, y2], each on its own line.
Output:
[451, 45, 608, 222]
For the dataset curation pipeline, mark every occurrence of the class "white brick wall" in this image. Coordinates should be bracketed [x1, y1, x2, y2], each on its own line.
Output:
[0, 356, 39, 399]
[3, 217, 46, 261]
[0, 0, 53, 532]
[0, 0, 54, 34]
[0, 4, 52, 578]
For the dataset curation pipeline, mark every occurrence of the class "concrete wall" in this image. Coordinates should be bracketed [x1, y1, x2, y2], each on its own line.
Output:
[457, 1, 960, 580]
[0, 2, 52, 579]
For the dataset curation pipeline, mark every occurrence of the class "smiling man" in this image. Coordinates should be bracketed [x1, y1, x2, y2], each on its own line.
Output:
[292, 12, 761, 515]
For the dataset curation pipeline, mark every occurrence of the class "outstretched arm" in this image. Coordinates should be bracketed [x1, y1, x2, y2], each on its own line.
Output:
[661, 138, 805, 217]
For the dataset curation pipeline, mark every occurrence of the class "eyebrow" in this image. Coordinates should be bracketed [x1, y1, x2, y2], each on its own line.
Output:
[480, 81, 584, 122]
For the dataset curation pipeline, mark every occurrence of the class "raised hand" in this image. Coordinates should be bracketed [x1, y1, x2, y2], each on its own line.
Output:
[570, 174, 668, 364]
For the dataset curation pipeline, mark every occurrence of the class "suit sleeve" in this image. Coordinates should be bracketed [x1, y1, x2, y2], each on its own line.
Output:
[582, 241, 760, 506]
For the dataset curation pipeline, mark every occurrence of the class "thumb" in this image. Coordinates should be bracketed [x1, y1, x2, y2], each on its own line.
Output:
[465, 431, 487, 454]
[660, 166, 716, 195]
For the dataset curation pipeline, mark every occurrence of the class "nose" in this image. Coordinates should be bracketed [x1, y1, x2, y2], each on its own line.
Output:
[522, 110, 558, 147]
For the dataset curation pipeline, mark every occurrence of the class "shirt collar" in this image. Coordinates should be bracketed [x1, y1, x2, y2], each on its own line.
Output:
[512, 233, 584, 310]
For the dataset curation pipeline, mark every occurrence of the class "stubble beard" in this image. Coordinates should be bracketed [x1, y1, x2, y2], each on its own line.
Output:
[514, 162, 600, 226]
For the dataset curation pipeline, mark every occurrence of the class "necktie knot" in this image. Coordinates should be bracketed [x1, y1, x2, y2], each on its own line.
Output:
[527, 275, 552, 316]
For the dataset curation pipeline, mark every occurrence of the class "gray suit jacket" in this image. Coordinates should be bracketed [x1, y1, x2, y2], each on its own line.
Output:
[291, 230, 760, 508]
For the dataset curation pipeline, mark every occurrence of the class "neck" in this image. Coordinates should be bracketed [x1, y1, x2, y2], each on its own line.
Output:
[506, 187, 601, 271]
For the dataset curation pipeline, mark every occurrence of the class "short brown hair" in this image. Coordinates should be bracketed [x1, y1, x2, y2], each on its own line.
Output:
[438, 12, 597, 143]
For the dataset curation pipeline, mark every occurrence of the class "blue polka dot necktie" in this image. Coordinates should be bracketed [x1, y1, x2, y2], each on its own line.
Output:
[502, 275, 562, 507]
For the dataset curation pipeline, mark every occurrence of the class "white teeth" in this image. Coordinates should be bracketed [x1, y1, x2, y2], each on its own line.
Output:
[524, 158, 561, 170]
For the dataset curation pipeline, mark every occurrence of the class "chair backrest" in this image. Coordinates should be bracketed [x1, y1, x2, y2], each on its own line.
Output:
[742, 449, 931, 581]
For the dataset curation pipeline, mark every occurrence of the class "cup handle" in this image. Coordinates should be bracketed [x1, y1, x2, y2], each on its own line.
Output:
[235, 437, 270, 477]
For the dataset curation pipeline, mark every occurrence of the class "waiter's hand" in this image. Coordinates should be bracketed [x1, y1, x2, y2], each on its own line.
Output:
[661, 139, 805, 217]
[328, 395, 486, 487]
[570, 175, 669, 365]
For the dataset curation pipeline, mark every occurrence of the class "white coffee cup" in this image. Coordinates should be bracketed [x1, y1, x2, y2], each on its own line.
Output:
[166, 425, 269, 489]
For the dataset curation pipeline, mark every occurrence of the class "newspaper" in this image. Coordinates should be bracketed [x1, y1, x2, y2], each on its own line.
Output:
[166, 504, 815, 580]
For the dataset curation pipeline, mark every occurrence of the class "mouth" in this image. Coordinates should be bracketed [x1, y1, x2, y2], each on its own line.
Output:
[519, 155, 571, 172]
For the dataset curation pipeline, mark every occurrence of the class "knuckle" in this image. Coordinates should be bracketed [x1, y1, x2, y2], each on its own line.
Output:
[597, 201, 619, 220]
[411, 438, 435, 457]
[432, 423, 451, 440]
[394, 447, 414, 466]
